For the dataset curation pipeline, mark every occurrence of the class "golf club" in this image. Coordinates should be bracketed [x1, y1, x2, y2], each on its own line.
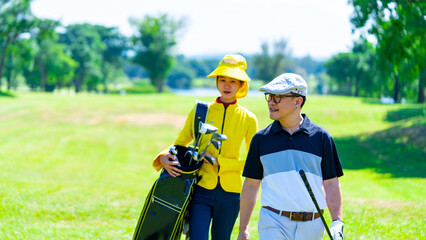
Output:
[203, 155, 216, 165]
[199, 122, 218, 134]
[188, 122, 219, 166]
[198, 132, 227, 165]
[168, 146, 181, 167]
[299, 169, 334, 240]
[212, 132, 227, 141]
[210, 140, 221, 151]
[199, 132, 226, 156]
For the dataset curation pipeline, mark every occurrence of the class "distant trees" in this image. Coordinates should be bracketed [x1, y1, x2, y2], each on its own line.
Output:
[254, 38, 292, 82]
[325, 37, 376, 96]
[0, 0, 423, 103]
[93, 25, 128, 93]
[0, 0, 34, 91]
[130, 14, 185, 93]
[348, 0, 425, 103]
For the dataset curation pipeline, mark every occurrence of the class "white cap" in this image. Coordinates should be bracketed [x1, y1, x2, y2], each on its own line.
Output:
[259, 73, 307, 96]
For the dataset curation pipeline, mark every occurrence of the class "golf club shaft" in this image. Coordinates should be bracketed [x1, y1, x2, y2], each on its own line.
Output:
[299, 170, 333, 240]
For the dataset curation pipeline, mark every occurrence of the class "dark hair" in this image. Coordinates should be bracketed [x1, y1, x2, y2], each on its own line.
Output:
[292, 94, 306, 108]
[301, 96, 306, 108]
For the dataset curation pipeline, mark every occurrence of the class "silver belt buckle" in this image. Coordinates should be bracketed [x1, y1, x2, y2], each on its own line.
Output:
[289, 212, 293, 221]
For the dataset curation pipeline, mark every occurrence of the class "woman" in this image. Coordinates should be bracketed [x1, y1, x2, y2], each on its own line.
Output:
[153, 54, 258, 240]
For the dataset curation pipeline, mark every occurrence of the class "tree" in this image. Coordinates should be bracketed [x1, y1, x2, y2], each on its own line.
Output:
[59, 23, 105, 92]
[254, 38, 292, 82]
[349, 0, 425, 102]
[3, 37, 34, 90]
[93, 25, 128, 93]
[0, 0, 34, 91]
[129, 13, 185, 92]
[33, 18, 61, 91]
[167, 55, 196, 89]
[324, 52, 359, 95]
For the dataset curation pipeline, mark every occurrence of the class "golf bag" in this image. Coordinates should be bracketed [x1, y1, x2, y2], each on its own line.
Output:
[133, 100, 209, 240]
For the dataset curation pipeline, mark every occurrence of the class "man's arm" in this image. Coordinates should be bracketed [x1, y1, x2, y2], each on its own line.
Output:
[324, 177, 344, 240]
[323, 177, 342, 220]
[238, 178, 261, 240]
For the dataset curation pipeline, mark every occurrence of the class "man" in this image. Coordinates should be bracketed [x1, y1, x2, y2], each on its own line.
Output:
[237, 73, 344, 240]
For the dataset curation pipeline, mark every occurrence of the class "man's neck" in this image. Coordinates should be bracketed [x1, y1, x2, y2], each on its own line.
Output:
[279, 113, 304, 135]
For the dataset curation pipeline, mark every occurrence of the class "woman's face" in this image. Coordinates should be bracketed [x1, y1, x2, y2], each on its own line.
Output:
[217, 76, 243, 103]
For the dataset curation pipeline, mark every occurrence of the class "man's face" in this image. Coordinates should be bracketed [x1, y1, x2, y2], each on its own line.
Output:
[265, 93, 300, 121]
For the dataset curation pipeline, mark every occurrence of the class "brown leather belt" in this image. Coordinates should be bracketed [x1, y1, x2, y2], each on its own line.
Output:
[263, 206, 323, 222]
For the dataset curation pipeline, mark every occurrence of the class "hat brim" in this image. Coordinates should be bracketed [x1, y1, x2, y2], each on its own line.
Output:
[207, 66, 251, 82]
[259, 87, 306, 96]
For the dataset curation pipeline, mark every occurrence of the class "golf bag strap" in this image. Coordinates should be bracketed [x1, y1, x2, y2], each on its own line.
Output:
[193, 100, 209, 145]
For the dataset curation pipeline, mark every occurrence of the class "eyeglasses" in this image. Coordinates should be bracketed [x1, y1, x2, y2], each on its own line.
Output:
[264, 93, 299, 104]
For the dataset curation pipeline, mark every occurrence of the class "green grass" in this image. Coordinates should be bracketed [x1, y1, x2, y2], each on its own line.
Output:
[0, 93, 425, 239]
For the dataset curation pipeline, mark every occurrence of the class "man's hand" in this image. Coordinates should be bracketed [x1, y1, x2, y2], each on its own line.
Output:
[330, 220, 344, 240]
[159, 153, 182, 177]
[237, 229, 250, 240]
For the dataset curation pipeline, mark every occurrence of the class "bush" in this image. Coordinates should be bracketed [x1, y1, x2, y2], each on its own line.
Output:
[110, 85, 157, 94]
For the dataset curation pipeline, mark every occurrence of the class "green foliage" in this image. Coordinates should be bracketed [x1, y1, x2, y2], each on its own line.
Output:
[59, 23, 106, 92]
[167, 55, 196, 89]
[254, 38, 293, 82]
[92, 25, 128, 93]
[0, 0, 35, 90]
[348, 0, 426, 103]
[0, 94, 424, 239]
[0, 90, 14, 97]
[130, 14, 185, 93]
[109, 85, 157, 94]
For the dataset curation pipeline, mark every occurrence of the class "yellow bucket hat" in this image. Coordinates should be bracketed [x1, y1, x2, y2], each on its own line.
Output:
[207, 54, 251, 99]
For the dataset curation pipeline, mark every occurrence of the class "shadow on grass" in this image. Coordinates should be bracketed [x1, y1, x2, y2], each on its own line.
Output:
[336, 123, 426, 178]
[0, 91, 15, 97]
[385, 108, 425, 122]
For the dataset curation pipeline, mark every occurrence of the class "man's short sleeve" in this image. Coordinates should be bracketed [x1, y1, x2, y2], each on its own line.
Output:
[321, 134, 343, 180]
[243, 133, 264, 179]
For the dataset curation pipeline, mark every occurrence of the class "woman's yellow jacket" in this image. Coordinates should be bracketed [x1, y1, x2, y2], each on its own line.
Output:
[153, 99, 258, 193]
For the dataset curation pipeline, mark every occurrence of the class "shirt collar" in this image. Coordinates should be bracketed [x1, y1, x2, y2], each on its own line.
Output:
[271, 114, 311, 135]
[215, 96, 237, 108]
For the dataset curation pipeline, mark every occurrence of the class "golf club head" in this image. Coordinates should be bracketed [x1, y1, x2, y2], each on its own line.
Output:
[211, 140, 221, 150]
[199, 122, 218, 135]
[193, 151, 199, 161]
[203, 155, 216, 165]
[184, 150, 193, 160]
[169, 146, 177, 155]
[212, 132, 227, 141]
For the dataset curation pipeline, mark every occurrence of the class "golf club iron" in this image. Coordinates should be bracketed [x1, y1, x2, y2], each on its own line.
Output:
[168, 145, 181, 167]
[187, 122, 218, 166]
[198, 132, 227, 165]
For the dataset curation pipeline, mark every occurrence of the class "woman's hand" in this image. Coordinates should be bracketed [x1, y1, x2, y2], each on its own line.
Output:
[159, 153, 182, 177]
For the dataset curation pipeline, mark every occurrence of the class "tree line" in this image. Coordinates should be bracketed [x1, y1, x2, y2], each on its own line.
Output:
[0, 0, 424, 103]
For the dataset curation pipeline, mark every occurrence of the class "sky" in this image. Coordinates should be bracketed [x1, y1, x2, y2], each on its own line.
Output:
[31, 0, 357, 60]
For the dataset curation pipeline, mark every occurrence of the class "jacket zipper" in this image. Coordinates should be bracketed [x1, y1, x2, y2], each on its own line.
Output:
[220, 105, 228, 154]
[217, 105, 228, 183]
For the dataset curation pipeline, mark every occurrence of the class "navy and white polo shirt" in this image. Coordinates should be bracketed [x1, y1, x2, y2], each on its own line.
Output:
[243, 114, 343, 212]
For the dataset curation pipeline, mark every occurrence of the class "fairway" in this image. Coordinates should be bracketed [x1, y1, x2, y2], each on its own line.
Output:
[0, 93, 425, 239]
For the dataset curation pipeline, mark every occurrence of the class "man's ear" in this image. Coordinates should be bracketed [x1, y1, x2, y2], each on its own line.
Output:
[296, 96, 303, 107]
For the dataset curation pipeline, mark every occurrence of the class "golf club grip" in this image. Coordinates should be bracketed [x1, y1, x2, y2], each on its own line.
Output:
[299, 170, 334, 240]
[299, 170, 316, 201]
